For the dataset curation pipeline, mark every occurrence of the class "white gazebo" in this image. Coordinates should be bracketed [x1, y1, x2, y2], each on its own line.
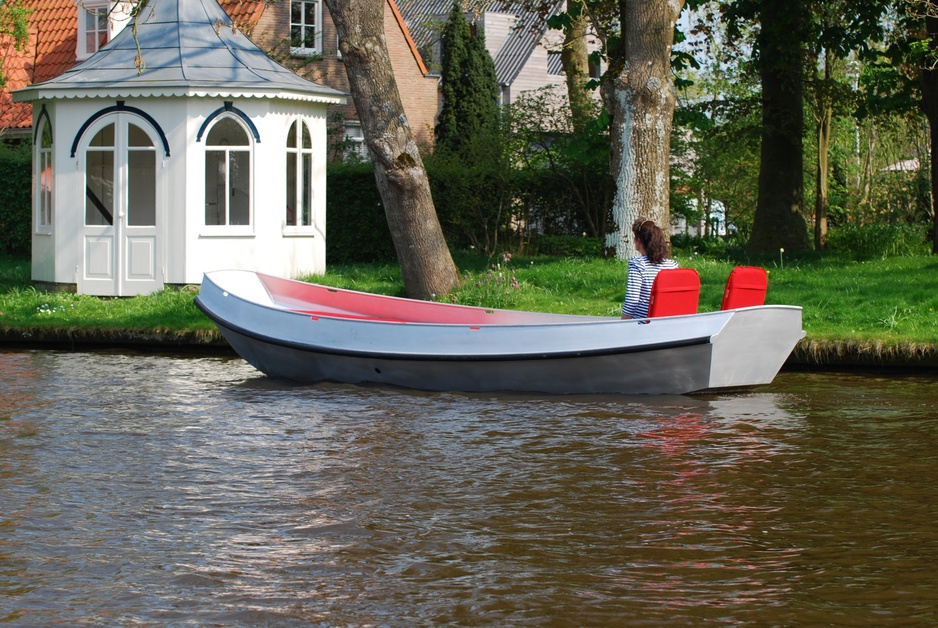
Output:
[13, 0, 346, 296]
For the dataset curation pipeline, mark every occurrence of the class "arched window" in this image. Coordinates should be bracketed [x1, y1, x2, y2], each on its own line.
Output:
[36, 118, 53, 232]
[205, 117, 251, 226]
[83, 120, 156, 228]
[86, 123, 115, 226]
[286, 120, 314, 227]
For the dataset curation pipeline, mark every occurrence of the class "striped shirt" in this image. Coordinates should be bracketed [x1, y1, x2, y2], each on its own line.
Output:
[621, 255, 679, 319]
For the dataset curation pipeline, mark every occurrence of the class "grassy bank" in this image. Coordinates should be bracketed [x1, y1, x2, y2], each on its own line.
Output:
[2, 252, 937, 367]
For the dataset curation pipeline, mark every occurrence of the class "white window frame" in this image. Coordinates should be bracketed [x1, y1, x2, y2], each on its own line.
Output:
[343, 121, 369, 161]
[76, 0, 131, 61]
[289, 0, 323, 56]
[203, 115, 254, 234]
[285, 119, 316, 231]
[35, 118, 53, 235]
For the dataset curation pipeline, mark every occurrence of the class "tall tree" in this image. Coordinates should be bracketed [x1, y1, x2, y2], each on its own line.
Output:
[559, 0, 593, 134]
[600, 0, 687, 259]
[435, 1, 500, 155]
[324, 0, 460, 299]
[747, 0, 811, 253]
[805, 0, 889, 250]
[922, 0, 938, 253]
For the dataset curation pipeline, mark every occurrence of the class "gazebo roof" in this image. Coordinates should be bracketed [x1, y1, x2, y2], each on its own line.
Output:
[13, 0, 346, 104]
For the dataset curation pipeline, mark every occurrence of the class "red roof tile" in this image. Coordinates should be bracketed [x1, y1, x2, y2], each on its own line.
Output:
[1, 0, 268, 132]
[1, 0, 77, 130]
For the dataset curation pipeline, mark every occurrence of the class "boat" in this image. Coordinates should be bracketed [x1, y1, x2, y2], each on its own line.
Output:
[195, 269, 805, 395]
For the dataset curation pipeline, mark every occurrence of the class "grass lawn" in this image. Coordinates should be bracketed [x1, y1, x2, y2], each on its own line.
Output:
[2, 250, 937, 363]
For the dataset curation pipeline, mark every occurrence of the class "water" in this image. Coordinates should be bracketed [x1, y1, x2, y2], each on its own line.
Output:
[2, 349, 937, 626]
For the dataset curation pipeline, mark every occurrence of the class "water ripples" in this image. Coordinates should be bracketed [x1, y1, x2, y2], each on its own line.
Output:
[2, 350, 938, 625]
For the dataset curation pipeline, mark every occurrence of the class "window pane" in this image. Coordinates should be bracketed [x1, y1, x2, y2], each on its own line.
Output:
[41, 123, 52, 148]
[304, 1, 316, 25]
[205, 150, 225, 225]
[85, 9, 97, 30]
[302, 153, 312, 225]
[290, 25, 302, 48]
[128, 124, 154, 147]
[229, 151, 250, 225]
[87, 32, 98, 53]
[98, 30, 109, 51]
[286, 153, 297, 226]
[40, 151, 53, 226]
[90, 124, 115, 147]
[206, 117, 249, 147]
[128, 151, 156, 226]
[86, 151, 114, 226]
[291, 2, 302, 23]
[302, 122, 312, 149]
[287, 121, 297, 148]
[304, 28, 316, 49]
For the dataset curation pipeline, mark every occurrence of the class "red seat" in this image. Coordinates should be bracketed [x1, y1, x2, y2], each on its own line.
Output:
[721, 266, 767, 310]
[647, 268, 700, 318]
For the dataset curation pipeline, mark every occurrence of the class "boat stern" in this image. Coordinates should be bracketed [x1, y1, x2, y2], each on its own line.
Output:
[706, 306, 805, 390]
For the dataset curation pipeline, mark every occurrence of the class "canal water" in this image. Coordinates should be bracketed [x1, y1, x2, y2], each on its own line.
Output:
[1, 349, 937, 626]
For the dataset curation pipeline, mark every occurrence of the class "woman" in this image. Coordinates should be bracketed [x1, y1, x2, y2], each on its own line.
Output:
[621, 218, 678, 319]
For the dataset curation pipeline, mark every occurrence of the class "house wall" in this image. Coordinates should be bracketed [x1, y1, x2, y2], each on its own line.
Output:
[508, 40, 566, 99]
[32, 95, 329, 292]
[481, 11, 516, 61]
[245, 0, 439, 151]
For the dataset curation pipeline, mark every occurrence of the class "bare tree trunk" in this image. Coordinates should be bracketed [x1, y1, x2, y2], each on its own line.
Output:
[601, 0, 684, 260]
[814, 48, 833, 251]
[859, 129, 876, 210]
[560, 0, 592, 134]
[923, 4, 938, 254]
[748, 0, 811, 253]
[324, 0, 460, 298]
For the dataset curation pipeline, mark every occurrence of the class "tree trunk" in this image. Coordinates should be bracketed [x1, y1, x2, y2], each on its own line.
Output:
[748, 0, 811, 253]
[560, 0, 592, 134]
[923, 4, 938, 255]
[324, 0, 460, 298]
[814, 48, 833, 251]
[601, 0, 684, 260]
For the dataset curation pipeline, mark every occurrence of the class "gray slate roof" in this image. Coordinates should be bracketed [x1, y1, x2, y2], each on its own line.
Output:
[398, 0, 562, 86]
[14, 0, 346, 103]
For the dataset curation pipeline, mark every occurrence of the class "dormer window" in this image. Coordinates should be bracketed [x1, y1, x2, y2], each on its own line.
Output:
[76, 1, 131, 60]
[290, 0, 322, 56]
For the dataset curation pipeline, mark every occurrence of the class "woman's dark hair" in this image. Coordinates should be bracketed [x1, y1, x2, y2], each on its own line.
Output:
[632, 217, 671, 264]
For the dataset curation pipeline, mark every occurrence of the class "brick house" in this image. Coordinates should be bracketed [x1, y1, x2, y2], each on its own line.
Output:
[1, 0, 441, 151]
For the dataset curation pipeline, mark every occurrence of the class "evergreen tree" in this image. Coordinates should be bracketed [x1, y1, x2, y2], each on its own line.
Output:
[435, 1, 500, 154]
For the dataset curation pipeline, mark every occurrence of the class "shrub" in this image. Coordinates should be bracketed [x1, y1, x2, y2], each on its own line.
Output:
[325, 162, 397, 264]
[526, 235, 603, 258]
[826, 223, 930, 258]
[0, 141, 31, 255]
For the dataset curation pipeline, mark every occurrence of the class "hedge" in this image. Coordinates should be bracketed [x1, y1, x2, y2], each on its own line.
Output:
[0, 142, 32, 256]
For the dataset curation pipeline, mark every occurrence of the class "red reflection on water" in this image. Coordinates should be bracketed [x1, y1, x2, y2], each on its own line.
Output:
[0, 352, 45, 439]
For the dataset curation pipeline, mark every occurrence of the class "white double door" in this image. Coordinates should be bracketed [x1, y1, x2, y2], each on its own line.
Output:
[81, 114, 161, 296]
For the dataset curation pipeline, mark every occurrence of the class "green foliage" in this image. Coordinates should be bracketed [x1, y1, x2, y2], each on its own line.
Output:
[525, 235, 603, 258]
[435, 1, 500, 155]
[0, 142, 32, 256]
[424, 88, 614, 257]
[425, 129, 517, 254]
[826, 223, 930, 258]
[0, 0, 31, 89]
[325, 162, 397, 264]
[671, 234, 747, 259]
[444, 253, 524, 310]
